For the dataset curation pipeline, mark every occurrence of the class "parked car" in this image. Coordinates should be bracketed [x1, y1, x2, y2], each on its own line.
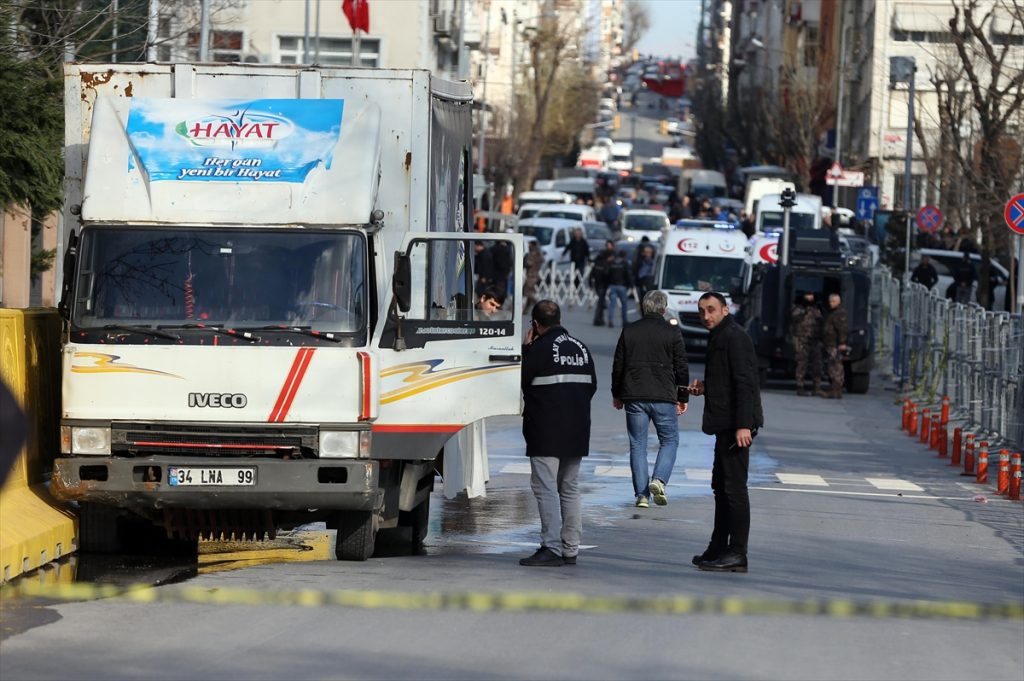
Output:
[532, 204, 597, 222]
[620, 208, 670, 243]
[582, 221, 615, 259]
[909, 248, 1009, 308]
[517, 217, 580, 267]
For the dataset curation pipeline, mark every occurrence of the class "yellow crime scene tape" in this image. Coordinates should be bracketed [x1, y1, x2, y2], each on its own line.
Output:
[4, 580, 1022, 621]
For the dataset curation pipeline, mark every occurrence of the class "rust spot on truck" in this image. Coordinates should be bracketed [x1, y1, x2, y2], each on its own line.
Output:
[50, 466, 97, 501]
[81, 69, 115, 90]
[404, 152, 412, 171]
[124, 82, 134, 97]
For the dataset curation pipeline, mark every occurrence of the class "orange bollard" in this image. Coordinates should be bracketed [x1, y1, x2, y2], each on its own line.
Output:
[1009, 454, 1021, 501]
[938, 426, 947, 458]
[976, 442, 989, 484]
[920, 409, 931, 444]
[962, 433, 976, 476]
[940, 396, 950, 425]
[909, 403, 919, 436]
[930, 421, 940, 451]
[997, 449, 1010, 495]
[950, 427, 962, 467]
[902, 399, 911, 430]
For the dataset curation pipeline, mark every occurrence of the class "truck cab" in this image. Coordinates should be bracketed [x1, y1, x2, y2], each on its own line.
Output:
[54, 64, 523, 560]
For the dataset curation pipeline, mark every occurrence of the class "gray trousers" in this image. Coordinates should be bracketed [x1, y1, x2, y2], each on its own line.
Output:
[529, 456, 582, 558]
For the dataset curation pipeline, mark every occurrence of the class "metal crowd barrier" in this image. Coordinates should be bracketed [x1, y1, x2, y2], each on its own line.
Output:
[876, 267, 1024, 451]
[534, 261, 599, 309]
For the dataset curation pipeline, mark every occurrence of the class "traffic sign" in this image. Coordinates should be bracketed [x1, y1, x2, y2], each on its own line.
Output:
[826, 170, 865, 187]
[1005, 193, 1024, 235]
[916, 204, 943, 233]
[856, 186, 879, 220]
[828, 161, 843, 178]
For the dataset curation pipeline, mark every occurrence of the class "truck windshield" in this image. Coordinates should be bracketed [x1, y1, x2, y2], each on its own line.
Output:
[72, 227, 366, 334]
[759, 211, 817, 232]
[661, 255, 743, 292]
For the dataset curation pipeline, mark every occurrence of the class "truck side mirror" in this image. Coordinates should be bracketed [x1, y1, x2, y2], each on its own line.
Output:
[393, 252, 412, 313]
[57, 231, 79, 320]
[728, 276, 745, 302]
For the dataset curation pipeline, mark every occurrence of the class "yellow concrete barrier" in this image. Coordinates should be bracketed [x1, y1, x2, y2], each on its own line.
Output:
[0, 308, 76, 583]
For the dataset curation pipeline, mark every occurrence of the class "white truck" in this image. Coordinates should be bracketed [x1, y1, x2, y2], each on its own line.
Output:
[53, 63, 523, 560]
[754, 192, 823, 234]
[655, 220, 748, 352]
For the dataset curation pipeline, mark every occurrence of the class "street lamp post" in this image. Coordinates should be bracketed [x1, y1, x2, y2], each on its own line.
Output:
[890, 56, 917, 277]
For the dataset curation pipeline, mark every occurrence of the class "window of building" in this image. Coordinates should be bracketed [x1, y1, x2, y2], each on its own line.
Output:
[892, 29, 954, 43]
[802, 23, 818, 68]
[277, 36, 380, 67]
[992, 31, 1024, 46]
[186, 30, 244, 62]
[893, 174, 926, 210]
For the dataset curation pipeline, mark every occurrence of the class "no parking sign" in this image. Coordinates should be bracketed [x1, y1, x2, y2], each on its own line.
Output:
[916, 204, 943, 233]
[1006, 193, 1024, 235]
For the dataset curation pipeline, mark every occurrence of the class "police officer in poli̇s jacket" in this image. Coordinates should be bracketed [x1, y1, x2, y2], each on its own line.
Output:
[519, 300, 597, 567]
[688, 291, 764, 573]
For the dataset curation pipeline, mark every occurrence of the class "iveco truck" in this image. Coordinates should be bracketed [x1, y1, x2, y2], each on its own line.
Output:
[53, 63, 523, 560]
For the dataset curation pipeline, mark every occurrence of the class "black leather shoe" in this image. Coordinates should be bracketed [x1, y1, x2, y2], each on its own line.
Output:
[691, 549, 721, 566]
[563, 555, 577, 565]
[519, 547, 564, 567]
[698, 551, 748, 573]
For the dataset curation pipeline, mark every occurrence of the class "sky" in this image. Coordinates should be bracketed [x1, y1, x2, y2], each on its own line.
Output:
[634, 0, 703, 62]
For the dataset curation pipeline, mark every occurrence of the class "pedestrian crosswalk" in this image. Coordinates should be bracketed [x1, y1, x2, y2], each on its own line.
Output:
[492, 456, 928, 492]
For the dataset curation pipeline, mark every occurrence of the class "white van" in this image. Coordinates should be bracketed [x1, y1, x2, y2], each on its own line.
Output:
[755, 193, 823, 233]
[517, 217, 580, 266]
[532, 204, 597, 222]
[620, 209, 670, 242]
[744, 178, 795, 216]
[518, 190, 573, 206]
[608, 142, 634, 172]
[656, 220, 749, 351]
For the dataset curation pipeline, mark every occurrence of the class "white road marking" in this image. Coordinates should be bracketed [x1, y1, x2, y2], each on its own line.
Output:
[776, 473, 829, 487]
[498, 462, 532, 475]
[866, 478, 924, 492]
[752, 486, 953, 500]
[593, 465, 633, 478]
[684, 468, 713, 481]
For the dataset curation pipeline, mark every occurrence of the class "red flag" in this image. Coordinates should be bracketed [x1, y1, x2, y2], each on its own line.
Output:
[342, 0, 370, 33]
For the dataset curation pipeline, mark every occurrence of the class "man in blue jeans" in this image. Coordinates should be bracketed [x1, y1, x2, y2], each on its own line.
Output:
[605, 249, 633, 328]
[611, 290, 690, 507]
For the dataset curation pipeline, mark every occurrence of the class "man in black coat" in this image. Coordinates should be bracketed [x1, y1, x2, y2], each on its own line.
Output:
[688, 292, 764, 573]
[519, 300, 597, 566]
[612, 290, 689, 508]
[911, 255, 939, 290]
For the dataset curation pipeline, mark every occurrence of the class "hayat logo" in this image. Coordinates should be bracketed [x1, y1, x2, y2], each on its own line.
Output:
[176, 109, 294, 148]
[759, 242, 779, 264]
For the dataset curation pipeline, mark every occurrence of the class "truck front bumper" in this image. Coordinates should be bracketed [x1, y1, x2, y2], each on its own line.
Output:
[51, 456, 381, 511]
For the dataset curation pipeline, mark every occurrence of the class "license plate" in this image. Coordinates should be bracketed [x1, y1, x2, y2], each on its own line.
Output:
[168, 467, 256, 486]
[690, 338, 708, 347]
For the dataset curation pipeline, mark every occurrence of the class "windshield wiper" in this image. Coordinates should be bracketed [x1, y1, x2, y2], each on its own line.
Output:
[158, 323, 262, 343]
[239, 325, 344, 343]
[102, 325, 180, 341]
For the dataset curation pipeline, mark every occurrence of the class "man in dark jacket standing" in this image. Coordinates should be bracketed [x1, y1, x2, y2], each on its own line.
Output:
[689, 292, 763, 573]
[520, 300, 597, 567]
[612, 290, 689, 508]
[911, 255, 938, 290]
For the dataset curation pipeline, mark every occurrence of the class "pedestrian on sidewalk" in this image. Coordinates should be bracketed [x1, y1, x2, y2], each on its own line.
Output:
[519, 300, 597, 567]
[612, 290, 689, 508]
[821, 293, 849, 398]
[688, 291, 763, 573]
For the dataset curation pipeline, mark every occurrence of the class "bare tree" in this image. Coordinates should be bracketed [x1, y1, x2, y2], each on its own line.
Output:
[621, 0, 650, 58]
[936, 0, 1024, 307]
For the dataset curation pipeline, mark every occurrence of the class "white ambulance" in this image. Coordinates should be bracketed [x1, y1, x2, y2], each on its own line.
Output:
[656, 220, 749, 352]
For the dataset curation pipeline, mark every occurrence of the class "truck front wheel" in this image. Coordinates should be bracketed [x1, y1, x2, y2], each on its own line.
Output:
[334, 510, 376, 561]
[78, 502, 126, 554]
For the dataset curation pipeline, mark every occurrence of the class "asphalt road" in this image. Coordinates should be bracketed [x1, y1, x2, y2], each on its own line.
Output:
[2, 304, 1021, 681]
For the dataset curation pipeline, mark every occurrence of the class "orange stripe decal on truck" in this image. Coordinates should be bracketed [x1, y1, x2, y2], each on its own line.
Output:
[268, 348, 315, 422]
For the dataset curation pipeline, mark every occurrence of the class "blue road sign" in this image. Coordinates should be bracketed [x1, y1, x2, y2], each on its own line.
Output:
[856, 186, 879, 221]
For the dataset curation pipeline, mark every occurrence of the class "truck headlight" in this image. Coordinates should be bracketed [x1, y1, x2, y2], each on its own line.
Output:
[319, 430, 371, 458]
[71, 427, 111, 455]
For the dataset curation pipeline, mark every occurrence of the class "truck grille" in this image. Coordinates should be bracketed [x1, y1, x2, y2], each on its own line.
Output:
[112, 423, 318, 458]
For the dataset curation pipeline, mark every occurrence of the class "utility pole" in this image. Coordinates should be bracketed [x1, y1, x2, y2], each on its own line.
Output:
[477, 1, 492, 175]
[146, 0, 160, 61]
[111, 0, 119, 63]
[890, 56, 917, 277]
[510, 11, 517, 127]
[303, 0, 310, 63]
[199, 0, 210, 61]
[833, 5, 848, 211]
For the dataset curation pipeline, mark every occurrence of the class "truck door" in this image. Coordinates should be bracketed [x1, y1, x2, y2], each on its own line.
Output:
[372, 233, 523, 467]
